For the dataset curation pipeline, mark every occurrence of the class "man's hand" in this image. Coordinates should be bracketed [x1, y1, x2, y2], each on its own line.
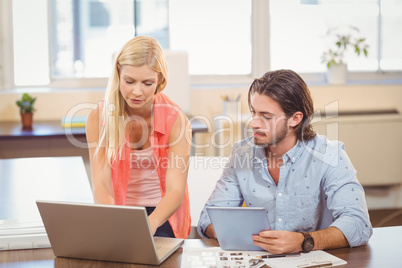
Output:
[205, 224, 217, 239]
[252, 230, 304, 254]
[252, 227, 349, 253]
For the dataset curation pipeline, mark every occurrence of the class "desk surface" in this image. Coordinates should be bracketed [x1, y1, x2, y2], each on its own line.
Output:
[0, 121, 86, 139]
[0, 226, 400, 267]
[0, 119, 209, 139]
[0, 157, 93, 221]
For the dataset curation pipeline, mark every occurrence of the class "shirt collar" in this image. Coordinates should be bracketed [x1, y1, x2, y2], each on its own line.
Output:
[283, 140, 304, 163]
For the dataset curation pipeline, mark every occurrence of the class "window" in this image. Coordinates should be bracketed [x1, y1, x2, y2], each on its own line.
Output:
[50, 0, 135, 78]
[381, 0, 402, 71]
[7, 0, 402, 87]
[13, 0, 50, 85]
[269, 0, 402, 73]
[11, 0, 251, 86]
[169, 0, 252, 75]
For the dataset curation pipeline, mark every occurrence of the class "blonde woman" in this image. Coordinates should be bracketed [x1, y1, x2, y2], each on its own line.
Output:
[86, 36, 192, 238]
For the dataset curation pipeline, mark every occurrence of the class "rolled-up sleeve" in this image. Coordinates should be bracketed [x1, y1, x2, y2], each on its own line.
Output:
[324, 143, 373, 247]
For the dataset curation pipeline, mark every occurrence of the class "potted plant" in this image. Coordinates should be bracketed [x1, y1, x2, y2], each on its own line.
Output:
[321, 26, 369, 84]
[16, 93, 36, 130]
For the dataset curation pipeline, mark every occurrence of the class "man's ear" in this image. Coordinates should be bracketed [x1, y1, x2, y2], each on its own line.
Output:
[289, 111, 303, 127]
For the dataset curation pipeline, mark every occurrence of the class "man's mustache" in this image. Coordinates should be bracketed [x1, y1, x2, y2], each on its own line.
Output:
[252, 130, 268, 136]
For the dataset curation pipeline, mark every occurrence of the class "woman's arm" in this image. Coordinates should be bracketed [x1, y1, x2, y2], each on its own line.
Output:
[86, 105, 115, 205]
[148, 112, 192, 234]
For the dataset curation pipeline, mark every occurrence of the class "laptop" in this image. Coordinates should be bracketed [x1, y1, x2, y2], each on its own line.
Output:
[36, 200, 184, 265]
[207, 207, 270, 251]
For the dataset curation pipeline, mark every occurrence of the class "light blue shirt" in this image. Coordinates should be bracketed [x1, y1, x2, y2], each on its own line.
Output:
[197, 135, 373, 247]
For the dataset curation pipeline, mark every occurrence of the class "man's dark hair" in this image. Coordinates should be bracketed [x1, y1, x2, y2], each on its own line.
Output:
[248, 69, 316, 141]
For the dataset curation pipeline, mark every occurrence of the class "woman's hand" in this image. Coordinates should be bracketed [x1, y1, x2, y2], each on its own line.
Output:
[148, 217, 159, 235]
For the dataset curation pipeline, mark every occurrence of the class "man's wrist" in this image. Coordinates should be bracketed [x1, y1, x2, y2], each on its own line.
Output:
[297, 232, 304, 252]
[300, 232, 315, 253]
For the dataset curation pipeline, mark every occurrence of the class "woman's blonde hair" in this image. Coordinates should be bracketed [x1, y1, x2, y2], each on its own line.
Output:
[97, 36, 168, 164]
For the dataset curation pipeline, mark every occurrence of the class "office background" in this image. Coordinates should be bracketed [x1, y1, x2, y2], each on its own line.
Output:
[1, 0, 402, 226]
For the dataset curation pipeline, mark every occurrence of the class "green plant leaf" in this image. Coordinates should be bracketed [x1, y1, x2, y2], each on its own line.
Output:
[22, 93, 30, 102]
[16, 93, 36, 113]
[363, 48, 368, 56]
[322, 27, 369, 67]
[355, 47, 360, 55]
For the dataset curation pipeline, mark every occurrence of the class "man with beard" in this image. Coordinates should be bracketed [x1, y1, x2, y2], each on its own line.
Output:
[197, 69, 372, 254]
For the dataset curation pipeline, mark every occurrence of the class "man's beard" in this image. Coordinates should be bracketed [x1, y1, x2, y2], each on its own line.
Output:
[253, 123, 288, 147]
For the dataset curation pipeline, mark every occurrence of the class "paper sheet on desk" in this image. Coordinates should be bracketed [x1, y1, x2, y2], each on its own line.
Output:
[264, 250, 347, 268]
[182, 247, 265, 267]
[0, 219, 51, 250]
[181, 247, 346, 268]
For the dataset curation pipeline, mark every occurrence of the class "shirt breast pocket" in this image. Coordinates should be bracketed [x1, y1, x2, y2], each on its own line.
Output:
[286, 194, 319, 231]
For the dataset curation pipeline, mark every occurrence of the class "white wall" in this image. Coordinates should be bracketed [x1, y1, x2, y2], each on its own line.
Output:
[163, 50, 191, 114]
[0, 88, 105, 121]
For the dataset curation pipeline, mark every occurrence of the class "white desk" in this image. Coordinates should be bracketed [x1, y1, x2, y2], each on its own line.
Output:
[0, 156, 93, 221]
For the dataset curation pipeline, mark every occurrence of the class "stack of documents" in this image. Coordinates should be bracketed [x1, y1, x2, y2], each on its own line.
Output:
[181, 247, 347, 268]
[0, 219, 51, 250]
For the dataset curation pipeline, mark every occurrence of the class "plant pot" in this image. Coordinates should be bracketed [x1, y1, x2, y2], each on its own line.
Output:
[21, 113, 33, 131]
[326, 63, 347, 85]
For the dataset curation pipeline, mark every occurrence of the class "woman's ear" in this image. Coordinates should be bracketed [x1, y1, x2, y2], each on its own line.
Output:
[289, 111, 303, 127]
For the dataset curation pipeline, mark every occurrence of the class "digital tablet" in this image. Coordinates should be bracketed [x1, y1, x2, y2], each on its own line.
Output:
[207, 207, 270, 251]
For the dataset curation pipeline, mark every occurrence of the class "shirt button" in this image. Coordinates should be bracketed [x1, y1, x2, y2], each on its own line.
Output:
[278, 218, 282, 222]
[292, 157, 295, 161]
[278, 193, 283, 197]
